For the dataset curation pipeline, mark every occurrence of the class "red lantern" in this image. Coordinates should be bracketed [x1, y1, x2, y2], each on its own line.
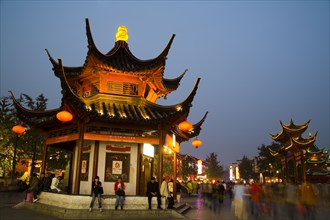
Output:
[56, 110, 73, 122]
[178, 121, 192, 131]
[12, 125, 26, 135]
[192, 139, 202, 148]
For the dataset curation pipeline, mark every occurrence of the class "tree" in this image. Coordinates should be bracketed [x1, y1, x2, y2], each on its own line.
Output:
[0, 96, 17, 177]
[205, 152, 223, 181]
[0, 94, 48, 177]
[257, 142, 281, 178]
[238, 155, 254, 181]
[17, 93, 48, 175]
[178, 154, 196, 181]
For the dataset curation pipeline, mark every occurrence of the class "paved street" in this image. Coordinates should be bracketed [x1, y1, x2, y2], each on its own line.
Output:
[1, 190, 329, 220]
[0, 191, 60, 220]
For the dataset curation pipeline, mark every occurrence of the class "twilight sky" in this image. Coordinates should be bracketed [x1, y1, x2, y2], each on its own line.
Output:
[1, 1, 329, 168]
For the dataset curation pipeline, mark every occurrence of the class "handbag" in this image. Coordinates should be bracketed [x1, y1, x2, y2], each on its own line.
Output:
[98, 186, 104, 194]
[116, 189, 125, 196]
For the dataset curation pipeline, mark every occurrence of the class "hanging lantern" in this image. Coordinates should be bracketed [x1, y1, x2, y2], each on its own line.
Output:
[192, 139, 202, 148]
[56, 110, 73, 122]
[12, 125, 26, 135]
[178, 121, 192, 131]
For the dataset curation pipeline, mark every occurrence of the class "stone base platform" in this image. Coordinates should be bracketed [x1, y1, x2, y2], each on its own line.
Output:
[14, 192, 186, 219]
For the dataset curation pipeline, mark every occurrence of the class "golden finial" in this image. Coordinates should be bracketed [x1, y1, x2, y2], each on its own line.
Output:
[116, 26, 128, 42]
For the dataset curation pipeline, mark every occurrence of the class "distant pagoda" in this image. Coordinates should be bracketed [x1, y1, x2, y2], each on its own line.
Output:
[270, 119, 317, 182]
[304, 144, 330, 182]
[10, 19, 207, 195]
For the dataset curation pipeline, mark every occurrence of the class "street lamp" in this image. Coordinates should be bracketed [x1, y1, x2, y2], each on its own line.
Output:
[11, 125, 26, 181]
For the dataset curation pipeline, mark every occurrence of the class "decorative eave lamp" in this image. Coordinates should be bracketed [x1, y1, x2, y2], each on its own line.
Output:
[178, 121, 203, 149]
[12, 125, 26, 135]
[178, 121, 193, 132]
[56, 110, 73, 123]
[192, 138, 202, 149]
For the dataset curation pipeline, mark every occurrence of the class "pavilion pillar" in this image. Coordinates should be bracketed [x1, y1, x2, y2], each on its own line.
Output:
[73, 122, 85, 194]
[158, 125, 165, 181]
[173, 151, 177, 201]
[41, 140, 48, 173]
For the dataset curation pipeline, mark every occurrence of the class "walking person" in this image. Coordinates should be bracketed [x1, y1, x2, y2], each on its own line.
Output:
[89, 176, 103, 212]
[146, 176, 161, 209]
[114, 177, 125, 210]
[176, 179, 182, 203]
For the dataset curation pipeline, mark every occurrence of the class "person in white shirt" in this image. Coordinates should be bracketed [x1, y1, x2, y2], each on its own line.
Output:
[50, 173, 62, 192]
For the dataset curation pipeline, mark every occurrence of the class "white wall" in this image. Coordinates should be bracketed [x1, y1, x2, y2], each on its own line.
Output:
[79, 141, 138, 195]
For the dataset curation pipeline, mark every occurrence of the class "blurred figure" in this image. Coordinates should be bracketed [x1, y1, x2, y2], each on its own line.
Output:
[218, 180, 226, 203]
[285, 178, 299, 220]
[28, 173, 39, 203]
[249, 180, 261, 217]
[232, 182, 248, 220]
[299, 181, 317, 220]
[186, 180, 193, 196]
[176, 180, 182, 203]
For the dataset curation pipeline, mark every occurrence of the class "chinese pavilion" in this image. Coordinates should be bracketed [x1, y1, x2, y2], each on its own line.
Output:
[304, 144, 330, 182]
[10, 19, 207, 195]
[269, 119, 317, 182]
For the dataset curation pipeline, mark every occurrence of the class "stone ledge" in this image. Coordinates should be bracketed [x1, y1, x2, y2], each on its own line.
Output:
[15, 200, 186, 219]
[38, 192, 165, 210]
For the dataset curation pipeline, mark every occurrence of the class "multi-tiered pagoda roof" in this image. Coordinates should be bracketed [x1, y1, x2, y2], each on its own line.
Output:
[10, 18, 206, 142]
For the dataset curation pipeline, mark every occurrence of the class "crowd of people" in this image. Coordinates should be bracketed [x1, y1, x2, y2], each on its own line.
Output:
[229, 179, 329, 220]
[21, 172, 64, 203]
[20, 171, 330, 219]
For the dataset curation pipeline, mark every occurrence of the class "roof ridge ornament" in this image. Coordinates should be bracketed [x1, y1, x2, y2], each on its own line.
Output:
[116, 26, 128, 42]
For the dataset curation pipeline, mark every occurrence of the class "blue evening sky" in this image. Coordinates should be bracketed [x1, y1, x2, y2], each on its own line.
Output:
[1, 1, 329, 168]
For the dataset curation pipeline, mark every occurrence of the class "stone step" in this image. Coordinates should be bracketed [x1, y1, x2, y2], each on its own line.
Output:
[174, 203, 192, 215]
[16, 201, 186, 219]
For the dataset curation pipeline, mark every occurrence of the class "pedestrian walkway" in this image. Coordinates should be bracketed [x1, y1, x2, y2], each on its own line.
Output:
[182, 193, 235, 220]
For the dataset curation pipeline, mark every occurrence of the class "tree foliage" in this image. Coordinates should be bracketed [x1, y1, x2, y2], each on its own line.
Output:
[238, 155, 254, 181]
[0, 93, 47, 176]
[257, 142, 281, 177]
[178, 155, 196, 181]
[205, 152, 223, 180]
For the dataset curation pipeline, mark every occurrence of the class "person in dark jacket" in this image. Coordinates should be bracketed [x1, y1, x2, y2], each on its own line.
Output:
[28, 173, 40, 202]
[146, 176, 161, 209]
[89, 176, 103, 212]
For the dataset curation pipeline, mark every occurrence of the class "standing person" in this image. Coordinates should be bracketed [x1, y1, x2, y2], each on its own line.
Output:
[168, 178, 174, 197]
[176, 180, 182, 203]
[28, 173, 40, 203]
[160, 176, 173, 209]
[218, 180, 226, 203]
[89, 176, 103, 212]
[146, 176, 161, 209]
[114, 177, 125, 210]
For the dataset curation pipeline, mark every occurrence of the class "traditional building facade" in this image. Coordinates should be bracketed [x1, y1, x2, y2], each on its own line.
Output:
[270, 119, 318, 183]
[10, 19, 207, 195]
